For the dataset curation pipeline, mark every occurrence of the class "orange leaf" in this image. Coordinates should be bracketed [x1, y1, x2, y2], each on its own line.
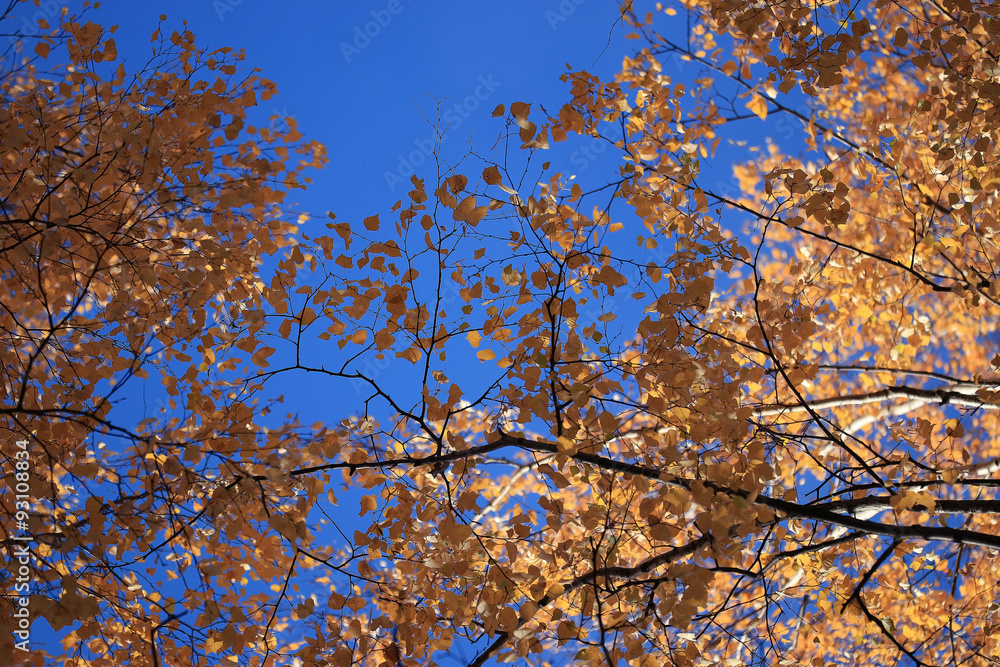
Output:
[483, 165, 502, 185]
[746, 95, 767, 120]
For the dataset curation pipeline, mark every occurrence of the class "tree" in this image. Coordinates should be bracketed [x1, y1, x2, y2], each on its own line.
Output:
[0, 2, 326, 664]
[3, 0, 1000, 665]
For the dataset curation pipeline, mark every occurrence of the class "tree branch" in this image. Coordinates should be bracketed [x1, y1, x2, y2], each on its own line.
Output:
[468, 535, 711, 667]
[753, 383, 1000, 418]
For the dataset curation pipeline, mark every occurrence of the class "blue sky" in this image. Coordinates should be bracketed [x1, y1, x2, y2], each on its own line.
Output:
[87, 0, 636, 225]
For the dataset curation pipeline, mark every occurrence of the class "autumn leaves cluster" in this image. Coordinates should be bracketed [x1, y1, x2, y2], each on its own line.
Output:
[5, 1, 1000, 666]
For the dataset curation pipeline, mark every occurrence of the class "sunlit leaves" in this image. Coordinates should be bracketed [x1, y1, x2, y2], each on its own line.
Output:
[745, 94, 767, 120]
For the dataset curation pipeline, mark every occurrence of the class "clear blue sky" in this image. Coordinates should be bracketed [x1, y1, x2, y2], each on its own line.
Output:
[87, 0, 637, 232]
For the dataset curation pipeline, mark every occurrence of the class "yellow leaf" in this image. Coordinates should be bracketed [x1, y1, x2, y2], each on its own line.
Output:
[693, 189, 708, 211]
[746, 95, 768, 121]
[251, 346, 275, 367]
[557, 436, 578, 455]
[517, 119, 537, 142]
[477, 349, 495, 362]
[501, 265, 522, 286]
[467, 330, 482, 348]
[203, 636, 225, 654]
[396, 347, 422, 363]
[454, 195, 487, 225]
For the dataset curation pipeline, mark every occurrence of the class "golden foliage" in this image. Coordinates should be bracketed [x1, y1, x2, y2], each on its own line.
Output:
[3, 1, 1000, 666]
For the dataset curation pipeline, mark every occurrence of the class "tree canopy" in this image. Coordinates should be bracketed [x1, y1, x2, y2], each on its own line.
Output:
[3, 0, 1000, 666]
